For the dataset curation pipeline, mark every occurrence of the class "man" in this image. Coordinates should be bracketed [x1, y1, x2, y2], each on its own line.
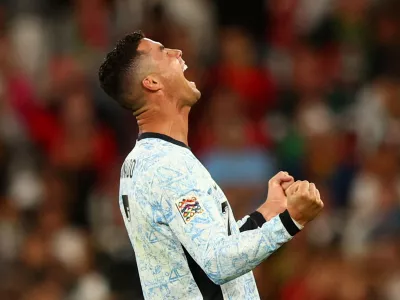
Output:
[98, 31, 323, 300]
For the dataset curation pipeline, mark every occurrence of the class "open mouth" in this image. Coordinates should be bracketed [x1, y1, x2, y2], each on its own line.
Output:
[179, 58, 194, 86]
[179, 59, 188, 73]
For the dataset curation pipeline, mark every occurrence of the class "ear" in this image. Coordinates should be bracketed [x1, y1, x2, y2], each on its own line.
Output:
[142, 75, 162, 92]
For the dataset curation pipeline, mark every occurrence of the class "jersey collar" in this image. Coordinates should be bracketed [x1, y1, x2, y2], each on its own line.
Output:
[138, 132, 190, 150]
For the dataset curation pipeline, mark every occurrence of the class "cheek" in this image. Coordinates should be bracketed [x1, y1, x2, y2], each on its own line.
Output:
[161, 58, 179, 74]
[168, 57, 181, 70]
[171, 67, 186, 83]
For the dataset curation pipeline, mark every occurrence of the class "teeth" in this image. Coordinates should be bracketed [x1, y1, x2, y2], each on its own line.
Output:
[183, 64, 188, 72]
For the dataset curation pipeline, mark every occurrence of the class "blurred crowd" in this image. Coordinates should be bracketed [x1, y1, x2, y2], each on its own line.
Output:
[0, 0, 400, 299]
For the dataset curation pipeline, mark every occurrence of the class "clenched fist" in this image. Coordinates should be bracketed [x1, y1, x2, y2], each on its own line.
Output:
[285, 181, 324, 226]
[257, 171, 294, 221]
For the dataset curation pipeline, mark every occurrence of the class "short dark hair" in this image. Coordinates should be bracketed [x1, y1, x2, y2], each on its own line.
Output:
[98, 31, 145, 109]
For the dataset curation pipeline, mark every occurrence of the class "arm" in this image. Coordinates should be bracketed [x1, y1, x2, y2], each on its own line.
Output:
[237, 211, 268, 232]
[237, 211, 303, 232]
[237, 173, 304, 232]
[153, 166, 300, 285]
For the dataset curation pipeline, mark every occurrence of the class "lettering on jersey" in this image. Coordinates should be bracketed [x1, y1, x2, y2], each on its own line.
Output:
[221, 201, 231, 236]
[175, 197, 204, 224]
[121, 159, 136, 178]
[122, 195, 131, 222]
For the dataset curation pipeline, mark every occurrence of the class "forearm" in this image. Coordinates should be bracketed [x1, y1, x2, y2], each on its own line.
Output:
[200, 211, 299, 285]
[237, 211, 266, 231]
[237, 206, 303, 232]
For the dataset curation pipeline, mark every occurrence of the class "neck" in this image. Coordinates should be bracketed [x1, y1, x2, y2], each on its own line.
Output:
[136, 105, 190, 146]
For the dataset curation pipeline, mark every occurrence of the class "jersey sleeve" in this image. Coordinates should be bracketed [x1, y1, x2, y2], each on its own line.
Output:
[237, 211, 304, 232]
[151, 162, 299, 285]
[237, 211, 267, 232]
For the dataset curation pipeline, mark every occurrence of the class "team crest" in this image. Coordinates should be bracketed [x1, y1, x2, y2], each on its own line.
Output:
[176, 197, 204, 223]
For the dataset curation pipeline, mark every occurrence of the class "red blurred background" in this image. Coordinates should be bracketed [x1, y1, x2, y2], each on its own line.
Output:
[0, 0, 400, 299]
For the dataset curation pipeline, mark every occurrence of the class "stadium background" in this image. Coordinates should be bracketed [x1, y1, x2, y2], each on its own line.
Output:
[0, 0, 400, 299]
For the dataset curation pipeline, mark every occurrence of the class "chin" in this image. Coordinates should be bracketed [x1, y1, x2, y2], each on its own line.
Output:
[193, 87, 201, 101]
[185, 80, 201, 105]
[185, 92, 201, 107]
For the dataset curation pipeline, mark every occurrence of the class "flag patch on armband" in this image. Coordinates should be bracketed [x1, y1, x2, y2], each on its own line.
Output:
[176, 197, 204, 223]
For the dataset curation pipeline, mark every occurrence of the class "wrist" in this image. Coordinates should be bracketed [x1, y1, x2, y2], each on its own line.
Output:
[287, 208, 307, 227]
[279, 210, 301, 236]
[257, 202, 286, 222]
[291, 216, 304, 230]
[256, 208, 276, 222]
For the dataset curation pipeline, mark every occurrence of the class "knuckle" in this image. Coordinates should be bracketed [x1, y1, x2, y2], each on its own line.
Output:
[300, 191, 309, 198]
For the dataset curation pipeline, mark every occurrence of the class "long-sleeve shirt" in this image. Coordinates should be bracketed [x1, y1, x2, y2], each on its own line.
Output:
[119, 132, 300, 300]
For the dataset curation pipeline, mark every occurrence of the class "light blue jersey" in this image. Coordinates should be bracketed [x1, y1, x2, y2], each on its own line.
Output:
[119, 133, 299, 300]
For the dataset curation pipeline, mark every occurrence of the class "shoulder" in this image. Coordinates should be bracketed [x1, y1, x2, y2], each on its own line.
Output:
[149, 151, 200, 201]
[152, 150, 196, 183]
[125, 139, 199, 194]
[131, 139, 195, 176]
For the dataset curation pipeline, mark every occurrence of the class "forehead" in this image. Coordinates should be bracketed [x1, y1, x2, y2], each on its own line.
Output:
[137, 38, 162, 54]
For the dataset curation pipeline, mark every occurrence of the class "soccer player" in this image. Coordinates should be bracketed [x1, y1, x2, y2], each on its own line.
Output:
[98, 31, 323, 300]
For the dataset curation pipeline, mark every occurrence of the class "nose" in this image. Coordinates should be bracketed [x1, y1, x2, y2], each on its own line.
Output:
[168, 48, 182, 58]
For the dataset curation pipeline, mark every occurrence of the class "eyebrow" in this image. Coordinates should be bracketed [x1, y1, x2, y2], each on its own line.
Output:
[159, 44, 165, 51]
